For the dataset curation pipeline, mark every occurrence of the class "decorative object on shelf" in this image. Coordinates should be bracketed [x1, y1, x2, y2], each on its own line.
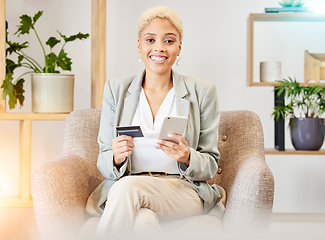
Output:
[272, 77, 325, 150]
[304, 50, 325, 84]
[279, 0, 304, 8]
[260, 61, 282, 82]
[290, 118, 324, 150]
[265, 0, 310, 13]
[31, 73, 74, 113]
[1, 11, 89, 111]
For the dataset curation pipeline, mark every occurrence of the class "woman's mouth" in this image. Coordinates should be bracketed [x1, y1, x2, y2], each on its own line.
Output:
[150, 55, 167, 63]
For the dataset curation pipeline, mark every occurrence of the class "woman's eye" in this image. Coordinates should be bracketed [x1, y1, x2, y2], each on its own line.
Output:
[146, 39, 155, 43]
[165, 39, 174, 44]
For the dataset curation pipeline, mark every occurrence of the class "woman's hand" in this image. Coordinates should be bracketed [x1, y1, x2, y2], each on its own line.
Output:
[112, 135, 135, 167]
[157, 133, 190, 166]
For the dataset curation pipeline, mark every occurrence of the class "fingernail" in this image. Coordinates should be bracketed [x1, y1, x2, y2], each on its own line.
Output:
[167, 133, 173, 137]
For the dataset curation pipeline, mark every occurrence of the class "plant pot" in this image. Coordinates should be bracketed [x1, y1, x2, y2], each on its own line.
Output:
[31, 73, 74, 113]
[290, 118, 325, 151]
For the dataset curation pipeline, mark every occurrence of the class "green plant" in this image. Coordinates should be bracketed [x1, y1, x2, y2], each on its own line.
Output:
[272, 77, 325, 122]
[1, 11, 89, 109]
[279, 0, 304, 7]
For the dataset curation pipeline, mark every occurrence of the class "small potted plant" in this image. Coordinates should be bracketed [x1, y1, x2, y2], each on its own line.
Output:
[272, 77, 325, 150]
[1, 11, 89, 112]
[278, 0, 304, 7]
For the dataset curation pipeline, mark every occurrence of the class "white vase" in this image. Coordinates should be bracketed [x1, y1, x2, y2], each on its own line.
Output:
[260, 61, 281, 82]
[31, 73, 74, 113]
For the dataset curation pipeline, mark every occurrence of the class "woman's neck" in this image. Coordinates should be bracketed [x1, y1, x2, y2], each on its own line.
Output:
[142, 70, 173, 91]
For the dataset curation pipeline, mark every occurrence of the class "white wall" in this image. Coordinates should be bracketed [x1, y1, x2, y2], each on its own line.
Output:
[1, 0, 325, 213]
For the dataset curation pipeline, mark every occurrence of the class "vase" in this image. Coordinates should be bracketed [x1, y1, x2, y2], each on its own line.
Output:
[31, 73, 74, 113]
[260, 61, 281, 82]
[290, 118, 325, 150]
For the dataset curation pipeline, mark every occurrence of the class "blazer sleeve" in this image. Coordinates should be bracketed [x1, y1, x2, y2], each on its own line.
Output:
[181, 83, 220, 182]
[97, 80, 128, 180]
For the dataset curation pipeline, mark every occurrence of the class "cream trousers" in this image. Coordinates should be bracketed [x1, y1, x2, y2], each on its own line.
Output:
[96, 174, 203, 236]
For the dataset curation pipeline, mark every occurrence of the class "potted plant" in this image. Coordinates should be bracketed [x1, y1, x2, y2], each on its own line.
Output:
[272, 77, 325, 150]
[278, 0, 304, 7]
[1, 11, 89, 112]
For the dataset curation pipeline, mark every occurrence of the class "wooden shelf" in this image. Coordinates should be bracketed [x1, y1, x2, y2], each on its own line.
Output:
[248, 13, 325, 86]
[0, 113, 69, 121]
[249, 82, 325, 87]
[0, 197, 33, 208]
[265, 149, 325, 155]
[251, 12, 325, 22]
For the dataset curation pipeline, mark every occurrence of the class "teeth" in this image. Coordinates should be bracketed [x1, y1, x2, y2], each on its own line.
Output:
[151, 56, 167, 62]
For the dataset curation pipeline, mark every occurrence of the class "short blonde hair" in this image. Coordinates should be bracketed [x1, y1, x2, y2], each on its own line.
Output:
[137, 6, 183, 42]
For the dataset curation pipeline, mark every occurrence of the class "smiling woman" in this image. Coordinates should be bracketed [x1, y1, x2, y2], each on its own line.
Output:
[85, 6, 225, 237]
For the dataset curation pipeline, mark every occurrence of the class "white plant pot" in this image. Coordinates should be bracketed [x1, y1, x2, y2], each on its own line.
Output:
[260, 61, 282, 82]
[31, 73, 74, 113]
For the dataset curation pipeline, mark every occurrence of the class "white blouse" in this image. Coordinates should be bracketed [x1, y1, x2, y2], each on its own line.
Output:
[130, 87, 179, 174]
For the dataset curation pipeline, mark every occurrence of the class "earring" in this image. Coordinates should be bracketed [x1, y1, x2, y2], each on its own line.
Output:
[138, 54, 142, 63]
[176, 55, 181, 66]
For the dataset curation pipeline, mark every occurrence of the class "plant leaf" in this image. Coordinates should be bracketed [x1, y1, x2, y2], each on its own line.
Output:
[46, 37, 60, 49]
[6, 40, 29, 55]
[56, 49, 72, 71]
[15, 14, 33, 36]
[32, 11, 43, 24]
[58, 31, 89, 43]
[6, 59, 22, 74]
[1, 73, 17, 109]
[14, 78, 25, 106]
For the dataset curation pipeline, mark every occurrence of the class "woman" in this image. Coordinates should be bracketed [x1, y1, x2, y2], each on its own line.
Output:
[86, 6, 226, 236]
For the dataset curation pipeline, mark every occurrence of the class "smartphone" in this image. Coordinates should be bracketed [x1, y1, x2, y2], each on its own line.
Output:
[158, 116, 188, 143]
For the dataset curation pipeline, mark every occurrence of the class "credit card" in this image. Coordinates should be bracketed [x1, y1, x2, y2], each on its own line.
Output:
[116, 126, 144, 138]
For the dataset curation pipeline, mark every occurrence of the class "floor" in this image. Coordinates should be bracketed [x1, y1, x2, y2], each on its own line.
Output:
[1, 209, 325, 240]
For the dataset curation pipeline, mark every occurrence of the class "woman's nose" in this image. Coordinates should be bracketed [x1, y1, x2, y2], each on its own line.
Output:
[154, 41, 165, 52]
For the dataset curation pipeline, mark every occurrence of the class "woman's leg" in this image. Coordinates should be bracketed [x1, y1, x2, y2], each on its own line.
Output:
[96, 175, 203, 236]
[133, 208, 161, 234]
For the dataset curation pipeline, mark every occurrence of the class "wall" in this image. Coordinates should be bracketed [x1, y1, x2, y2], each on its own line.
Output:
[1, 0, 325, 213]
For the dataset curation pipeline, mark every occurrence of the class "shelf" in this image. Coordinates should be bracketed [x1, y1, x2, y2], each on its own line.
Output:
[248, 13, 325, 86]
[251, 13, 325, 22]
[0, 113, 69, 121]
[249, 82, 325, 87]
[265, 149, 325, 155]
[0, 197, 33, 208]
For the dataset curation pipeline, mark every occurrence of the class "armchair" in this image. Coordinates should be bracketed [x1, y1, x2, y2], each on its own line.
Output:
[32, 109, 274, 239]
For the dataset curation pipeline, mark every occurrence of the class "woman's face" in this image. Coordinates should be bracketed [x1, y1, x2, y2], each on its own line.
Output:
[138, 18, 182, 76]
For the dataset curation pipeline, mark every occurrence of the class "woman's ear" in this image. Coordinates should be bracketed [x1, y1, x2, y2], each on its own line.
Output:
[178, 42, 182, 56]
[138, 39, 141, 52]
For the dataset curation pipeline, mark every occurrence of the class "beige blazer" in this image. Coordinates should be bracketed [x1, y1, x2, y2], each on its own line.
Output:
[86, 70, 226, 218]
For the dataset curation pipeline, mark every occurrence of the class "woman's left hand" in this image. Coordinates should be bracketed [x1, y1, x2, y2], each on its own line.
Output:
[157, 134, 190, 166]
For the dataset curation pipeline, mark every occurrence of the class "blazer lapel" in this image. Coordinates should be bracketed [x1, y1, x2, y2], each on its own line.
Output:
[119, 70, 190, 125]
[172, 70, 195, 146]
[173, 70, 190, 118]
[119, 71, 144, 126]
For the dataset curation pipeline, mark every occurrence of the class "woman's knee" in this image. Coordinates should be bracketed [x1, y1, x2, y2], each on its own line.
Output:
[108, 176, 145, 198]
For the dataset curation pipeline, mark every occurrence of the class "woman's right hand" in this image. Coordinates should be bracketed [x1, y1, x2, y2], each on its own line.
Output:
[112, 135, 135, 167]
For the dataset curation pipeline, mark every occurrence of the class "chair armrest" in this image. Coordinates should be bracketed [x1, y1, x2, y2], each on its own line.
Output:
[222, 156, 274, 230]
[32, 155, 104, 240]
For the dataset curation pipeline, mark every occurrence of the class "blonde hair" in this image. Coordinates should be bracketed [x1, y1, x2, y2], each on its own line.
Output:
[137, 6, 183, 42]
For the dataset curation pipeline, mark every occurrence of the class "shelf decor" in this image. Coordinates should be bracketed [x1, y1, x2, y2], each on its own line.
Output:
[265, 0, 310, 13]
[272, 77, 325, 150]
[1, 10, 89, 112]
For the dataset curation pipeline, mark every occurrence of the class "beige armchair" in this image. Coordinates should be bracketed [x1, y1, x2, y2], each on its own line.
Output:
[32, 109, 274, 239]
